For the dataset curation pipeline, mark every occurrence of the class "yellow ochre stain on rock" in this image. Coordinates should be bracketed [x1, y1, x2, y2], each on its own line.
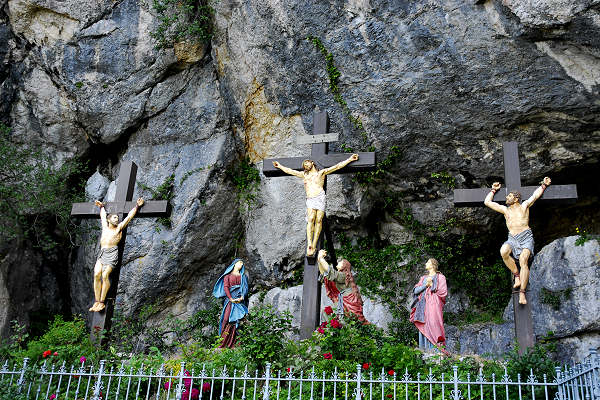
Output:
[242, 81, 301, 162]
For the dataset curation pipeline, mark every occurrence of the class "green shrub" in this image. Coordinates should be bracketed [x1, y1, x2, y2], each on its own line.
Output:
[150, 0, 214, 49]
[238, 305, 293, 369]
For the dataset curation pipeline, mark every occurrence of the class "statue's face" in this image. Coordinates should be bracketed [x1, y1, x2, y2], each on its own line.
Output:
[425, 260, 436, 273]
[505, 193, 518, 205]
[303, 160, 314, 171]
[108, 214, 119, 226]
[233, 260, 243, 272]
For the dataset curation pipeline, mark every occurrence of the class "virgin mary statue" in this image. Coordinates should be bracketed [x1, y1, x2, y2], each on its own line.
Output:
[212, 259, 249, 348]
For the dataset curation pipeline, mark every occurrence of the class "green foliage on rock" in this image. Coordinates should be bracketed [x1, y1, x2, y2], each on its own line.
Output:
[540, 287, 572, 311]
[226, 157, 261, 209]
[140, 174, 175, 227]
[149, 0, 215, 49]
[0, 123, 86, 251]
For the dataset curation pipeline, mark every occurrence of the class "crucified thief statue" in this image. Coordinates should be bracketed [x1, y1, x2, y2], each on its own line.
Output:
[89, 198, 144, 312]
[484, 177, 551, 305]
[272, 154, 358, 256]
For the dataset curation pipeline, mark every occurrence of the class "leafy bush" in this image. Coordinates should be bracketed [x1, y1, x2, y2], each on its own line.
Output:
[150, 0, 214, 49]
[226, 157, 261, 209]
[238, 305, 293, 369]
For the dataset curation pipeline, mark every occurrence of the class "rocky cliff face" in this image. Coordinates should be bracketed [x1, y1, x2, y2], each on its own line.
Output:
[0, 0, 599, 360]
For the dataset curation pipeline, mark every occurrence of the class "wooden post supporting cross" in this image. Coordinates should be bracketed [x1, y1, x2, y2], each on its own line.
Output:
[71, 161, 170, 344]
[453, 142, 577, 353]
[263, 111, 376, 339]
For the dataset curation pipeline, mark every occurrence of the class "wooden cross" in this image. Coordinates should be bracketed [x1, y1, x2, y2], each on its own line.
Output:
[453, 142, 577, 352]
[263, 111, 376, 339]
[71, 161, 170, 344]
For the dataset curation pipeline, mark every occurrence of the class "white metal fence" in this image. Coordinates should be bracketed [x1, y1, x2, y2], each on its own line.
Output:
[1, 349, 598, 400]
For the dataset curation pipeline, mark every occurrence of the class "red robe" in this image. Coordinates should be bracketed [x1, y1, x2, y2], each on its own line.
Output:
[410, 273, 448, 353]
[219, 274, 241, 348]
[323, 270, 368, 324]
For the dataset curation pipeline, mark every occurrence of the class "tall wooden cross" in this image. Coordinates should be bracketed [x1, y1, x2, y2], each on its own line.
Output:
[263, 111, 376, 339]
[71, 161, 170, 344]
[453, 142, 577, 352]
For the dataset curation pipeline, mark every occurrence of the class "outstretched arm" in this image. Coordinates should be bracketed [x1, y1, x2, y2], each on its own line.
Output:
[95, 200, 107, 226]
[322, 154, 359, 175]
[523, 177, 551, 208]
[484, 182, 507, 214]
[118, 198, 144, 230]
[272, 161, 304, 178]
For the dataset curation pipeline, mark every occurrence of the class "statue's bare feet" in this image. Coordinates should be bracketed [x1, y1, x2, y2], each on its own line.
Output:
[89, 302, 100, 312]
[96, 302, 106, 311]
[513, 276, 521, 289]
[307, 246, 314, 256]
[519, 291, 527, 305]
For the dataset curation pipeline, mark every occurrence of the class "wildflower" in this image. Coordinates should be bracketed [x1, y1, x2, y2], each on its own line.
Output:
[42, 350, 52, 358]
[323, 353, 333, 360]
[324, 306, 333, 315]
[79, 356, 86, 363]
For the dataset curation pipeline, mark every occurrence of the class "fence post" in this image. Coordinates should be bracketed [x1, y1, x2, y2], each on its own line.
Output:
[355, 364, 362, 400]
[262, 363, 271, 400]
[589, 348, 599, 400]
[16, 357, 29, 393]
[175, 361, 186, 400]
[452, 365, 461, 400]
[92, 360, 105, 400]
[554, 366, 565, 400]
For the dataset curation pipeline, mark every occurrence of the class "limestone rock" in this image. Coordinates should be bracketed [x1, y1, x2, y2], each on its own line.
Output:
[85, 171, 110, 201]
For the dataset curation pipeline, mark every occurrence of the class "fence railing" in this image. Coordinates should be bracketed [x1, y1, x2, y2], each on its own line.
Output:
[1, 349, 598, 400]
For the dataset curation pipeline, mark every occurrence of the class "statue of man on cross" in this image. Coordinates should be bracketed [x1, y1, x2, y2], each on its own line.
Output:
[89, 198, 144, 312]
[484, 177, 551, 305]
[272, 154, 358, 256]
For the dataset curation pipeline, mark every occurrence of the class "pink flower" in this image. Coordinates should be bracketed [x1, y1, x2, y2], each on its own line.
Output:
[317, 327, 325, 334]
[202, 382, 211, 393]
[79, 356, 86, 363]
[53, 352, 58, 356]
[324, 306, 333, 315]
[323, 353, 332, 360]
[183, 370, 192, 388]
[49, 394, 56, 400]
[320, 321, 328, 328]
[181, 387, 199, 400]
[330, 319, 341, 329]
[42, 350, 51, 358]
[164, 381, 171, 390]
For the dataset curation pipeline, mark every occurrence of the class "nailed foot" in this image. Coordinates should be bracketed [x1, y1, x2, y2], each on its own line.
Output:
[513, 275, 521, 289]
[96, 302, 106, 311]
[519, 291, 527, 305]
[307, 245, 315, 256]
[89, 302, 100, 312]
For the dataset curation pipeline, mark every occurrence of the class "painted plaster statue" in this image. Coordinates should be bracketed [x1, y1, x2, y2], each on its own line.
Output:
[272, 154, 358, 256]
[90, 198, 144, 312]
[484, 177, 551, 304]
[409, 258, 448, 354]
[212, 259, 249, 348]
[317, 249, 368, 324]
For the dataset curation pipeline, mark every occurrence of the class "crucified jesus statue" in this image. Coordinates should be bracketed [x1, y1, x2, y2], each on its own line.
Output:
[89, 198, 144, 312]
[272, 154, 358, 256]
[484, 177, 551, 305]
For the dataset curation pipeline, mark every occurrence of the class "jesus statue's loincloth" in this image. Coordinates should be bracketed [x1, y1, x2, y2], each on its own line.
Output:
[306, 190, 326, 211]
[504, 228, 535, 260]
[97, 246, 119, 271]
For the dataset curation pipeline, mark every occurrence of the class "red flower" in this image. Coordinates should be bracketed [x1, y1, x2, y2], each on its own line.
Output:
[286, 367, 291, 373]
[53, 352, 58, 356]
[362, 363, 371, 370]
[320, 321, 328, 328]
[42, 350, 52, 358]
[330, 319, 341, 329]
[386, 395, 393, 398]
[387, 369, 395, 376]
[317, 327, 325, 334]
[324, 306, 333, 315]
[323, 353, 333, 360]
[164, 381, 171, 390]
[181, 388, 199, 400]
[49, 394, 56, 400]
[202, 382, 211, 393]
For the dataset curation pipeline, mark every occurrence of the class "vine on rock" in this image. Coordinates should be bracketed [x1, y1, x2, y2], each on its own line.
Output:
[150, 0, 215, 49]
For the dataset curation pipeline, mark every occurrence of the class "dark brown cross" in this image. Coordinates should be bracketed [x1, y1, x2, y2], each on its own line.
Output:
[71, 161, 170, 344]
[263, 111, 376, 339]
[453, 142, 577, 352]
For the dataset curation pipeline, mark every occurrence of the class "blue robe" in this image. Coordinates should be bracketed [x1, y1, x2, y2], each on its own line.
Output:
[213, 259, 249, 335]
